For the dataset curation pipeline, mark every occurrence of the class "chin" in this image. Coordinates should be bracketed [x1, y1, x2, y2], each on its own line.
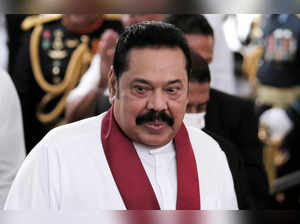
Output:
[137, 134, 172, 149]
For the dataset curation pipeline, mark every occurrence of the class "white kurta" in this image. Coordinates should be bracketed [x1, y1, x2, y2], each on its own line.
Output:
[0, 70, 26, 209]
[4, 113, 238, 210]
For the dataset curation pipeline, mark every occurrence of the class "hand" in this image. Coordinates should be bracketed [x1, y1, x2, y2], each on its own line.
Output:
[98, 29, 119, 89]
[259, 108, 293, 142]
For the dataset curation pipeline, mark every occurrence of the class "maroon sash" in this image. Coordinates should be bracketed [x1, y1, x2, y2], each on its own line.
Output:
[101, 107, 200, 210]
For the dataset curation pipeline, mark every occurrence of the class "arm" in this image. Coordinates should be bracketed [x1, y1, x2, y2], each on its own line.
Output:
[65, 54, 103, 122]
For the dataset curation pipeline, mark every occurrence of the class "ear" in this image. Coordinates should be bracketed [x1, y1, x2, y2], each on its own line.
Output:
[108, 66, 117, 104]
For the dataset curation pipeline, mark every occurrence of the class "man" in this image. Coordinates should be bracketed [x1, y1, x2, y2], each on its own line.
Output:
[5, 22, 237, 210]
[164, 14, 269, 208]
[13, 14, 123, 153]
[0, 69, 25, 208]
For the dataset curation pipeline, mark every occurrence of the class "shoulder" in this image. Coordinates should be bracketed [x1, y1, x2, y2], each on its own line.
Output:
[186, 125, 225, 159]
[210, 88, 254, 110]
[34, 113, 106, 155]
[46, 114, 104, 142]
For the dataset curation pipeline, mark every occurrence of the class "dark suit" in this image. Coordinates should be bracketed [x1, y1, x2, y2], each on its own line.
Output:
[204, 88, 270, 209]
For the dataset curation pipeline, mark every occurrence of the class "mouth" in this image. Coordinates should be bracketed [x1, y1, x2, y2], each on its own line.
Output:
[143, 120, 167, 132]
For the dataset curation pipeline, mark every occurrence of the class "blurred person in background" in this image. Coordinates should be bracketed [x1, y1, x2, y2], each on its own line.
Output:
[13, 14, 123, 154]
[184, 51, 255, 209]
[165, 14, 269, 209]
[255, 14, 300, 208]
[0, 69, 25, 209]
[65, 14, 166, 122]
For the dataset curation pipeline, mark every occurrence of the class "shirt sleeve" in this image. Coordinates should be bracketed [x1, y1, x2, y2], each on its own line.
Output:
[0, 70, 26, 209]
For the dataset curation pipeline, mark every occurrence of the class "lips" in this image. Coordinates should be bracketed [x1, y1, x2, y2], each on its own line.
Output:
[144, 120, 167, 132]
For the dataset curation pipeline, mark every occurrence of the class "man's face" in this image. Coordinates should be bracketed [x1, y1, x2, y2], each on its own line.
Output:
[110, 47, 189, 148]
[185, 34, 214, 64]
[186, 82, 210, 113]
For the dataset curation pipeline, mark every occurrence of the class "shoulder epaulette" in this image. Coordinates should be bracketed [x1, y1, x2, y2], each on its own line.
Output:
[21, 14, 63, 31]
[102, 14, 121, 21]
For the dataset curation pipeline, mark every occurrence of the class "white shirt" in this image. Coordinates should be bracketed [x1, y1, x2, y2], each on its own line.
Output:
[134, 141, 177, 210]
[4, 114, 238, 210]
[0, 70, 26, 209]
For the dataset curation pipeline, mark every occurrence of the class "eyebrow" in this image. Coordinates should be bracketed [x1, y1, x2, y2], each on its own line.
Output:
[167, 79, 182, 85]
[132, 79, 183, 85]
[132, 79, 150, 85]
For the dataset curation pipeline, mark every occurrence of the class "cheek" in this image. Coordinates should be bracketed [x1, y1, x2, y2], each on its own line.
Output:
[169, 96, 188, 120]
[120, 93, 147, 120]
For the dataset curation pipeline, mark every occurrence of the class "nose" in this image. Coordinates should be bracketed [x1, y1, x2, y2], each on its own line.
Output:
[147, 90, 168, 112]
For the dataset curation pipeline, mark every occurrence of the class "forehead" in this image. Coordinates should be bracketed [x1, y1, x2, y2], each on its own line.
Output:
[120, 47, 188, 84]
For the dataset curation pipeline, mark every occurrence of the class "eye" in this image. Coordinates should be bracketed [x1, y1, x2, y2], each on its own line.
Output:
[134, 85, 147, 94]
[166, 86, 179, 94]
